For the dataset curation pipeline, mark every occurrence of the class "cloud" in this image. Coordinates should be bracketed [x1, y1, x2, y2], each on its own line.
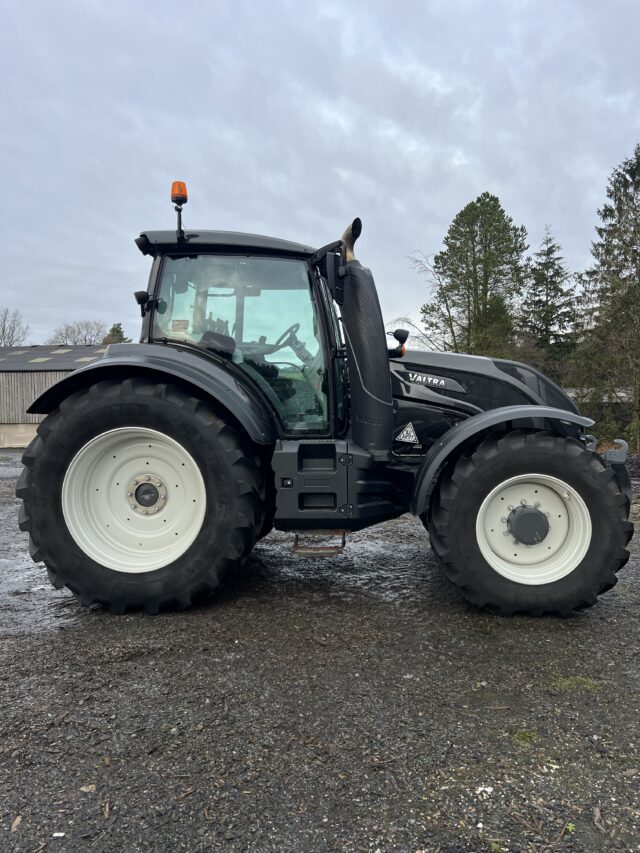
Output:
[0, 0, 638, 343]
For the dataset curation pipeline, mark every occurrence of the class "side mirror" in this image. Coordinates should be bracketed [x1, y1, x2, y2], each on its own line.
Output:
[134, 290, 158, 318]
[387, 328, 409, 358]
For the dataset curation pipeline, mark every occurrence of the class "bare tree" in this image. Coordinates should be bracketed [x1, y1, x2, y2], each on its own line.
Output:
[410, 251, 458, 351]
[385, 316, 443, 351]
[46, 320, 108, 346]
[0, 307, 30, 346]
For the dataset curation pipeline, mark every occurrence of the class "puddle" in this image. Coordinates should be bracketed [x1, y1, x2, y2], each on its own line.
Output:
[250, 516, 444, 605]
[0, 450, 80, 637]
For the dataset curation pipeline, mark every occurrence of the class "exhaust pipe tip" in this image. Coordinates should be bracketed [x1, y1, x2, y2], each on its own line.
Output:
[341, 217, 362, 261]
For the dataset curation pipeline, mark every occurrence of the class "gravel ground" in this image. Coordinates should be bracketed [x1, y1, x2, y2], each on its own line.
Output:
[1, 449, 639, 853]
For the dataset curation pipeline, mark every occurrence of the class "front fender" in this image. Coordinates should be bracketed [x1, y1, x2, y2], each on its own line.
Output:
[410, 405, 594, 516]
[28, 343, 276, 445]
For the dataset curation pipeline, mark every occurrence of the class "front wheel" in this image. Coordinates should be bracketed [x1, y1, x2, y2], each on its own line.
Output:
[427, 431, 633, 616]
[17, 379, 265, 613]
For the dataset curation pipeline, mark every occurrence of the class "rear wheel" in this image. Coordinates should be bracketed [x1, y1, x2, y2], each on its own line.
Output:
[17, 378, 265, 613]
[427, 431, 633, 616]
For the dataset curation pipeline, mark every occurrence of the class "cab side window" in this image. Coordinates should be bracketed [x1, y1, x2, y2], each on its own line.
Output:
[154, 255, 330, 433]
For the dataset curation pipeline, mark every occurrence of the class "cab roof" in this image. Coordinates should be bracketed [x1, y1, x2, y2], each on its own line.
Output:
[135, 230, 315, 258]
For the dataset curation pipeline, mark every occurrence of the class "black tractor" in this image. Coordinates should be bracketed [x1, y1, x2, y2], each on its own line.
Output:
[17, 184, 633, 616]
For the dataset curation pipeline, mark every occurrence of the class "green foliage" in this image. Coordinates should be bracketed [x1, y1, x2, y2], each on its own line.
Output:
[518, 227, 576, 382]
[571, 143, 640, 448]
[418, 192, 528, 357]
[102, 323, 132, 344]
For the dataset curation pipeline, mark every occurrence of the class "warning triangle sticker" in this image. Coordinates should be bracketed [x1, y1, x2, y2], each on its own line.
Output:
[396, 422, 418, 444]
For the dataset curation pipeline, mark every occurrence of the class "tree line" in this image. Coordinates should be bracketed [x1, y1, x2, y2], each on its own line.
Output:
[0, 316, 131, 347]
[415, 143, 640, 447]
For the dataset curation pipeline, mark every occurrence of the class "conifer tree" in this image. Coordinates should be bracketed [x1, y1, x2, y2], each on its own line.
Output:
[575, 143, 640, 446]
[418, 192, 528, 357]
[519, 227, 575, 380]
[102, 323, 132, 344]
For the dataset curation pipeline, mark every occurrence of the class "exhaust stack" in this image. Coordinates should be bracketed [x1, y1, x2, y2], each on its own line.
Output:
[338, 219, 393, 461]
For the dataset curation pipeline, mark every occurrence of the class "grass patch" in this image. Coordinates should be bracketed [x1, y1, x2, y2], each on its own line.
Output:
[510, 729, 537, 746]
[551, 675, 601, 694]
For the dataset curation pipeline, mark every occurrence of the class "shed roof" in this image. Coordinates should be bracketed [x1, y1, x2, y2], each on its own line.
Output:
[0, 345, 106, 372]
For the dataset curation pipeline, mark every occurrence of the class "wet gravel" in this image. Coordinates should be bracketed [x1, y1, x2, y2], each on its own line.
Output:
[1, 449, 640, 852]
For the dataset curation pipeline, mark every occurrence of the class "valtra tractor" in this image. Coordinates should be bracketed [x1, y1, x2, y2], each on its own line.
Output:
[17, 183, 633, 616]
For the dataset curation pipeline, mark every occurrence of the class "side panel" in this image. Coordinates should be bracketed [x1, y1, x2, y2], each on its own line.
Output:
[410, 405, 594, 516]
[272, 439, 406, 531]
[27, 343, 276, 445]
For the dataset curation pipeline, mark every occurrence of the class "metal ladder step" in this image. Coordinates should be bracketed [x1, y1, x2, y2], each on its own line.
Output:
[292, 530, 347, 556]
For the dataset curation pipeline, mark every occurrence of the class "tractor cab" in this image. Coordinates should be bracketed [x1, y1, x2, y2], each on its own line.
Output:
[135, 186, 394, 462]
[150, 251, 333, 435]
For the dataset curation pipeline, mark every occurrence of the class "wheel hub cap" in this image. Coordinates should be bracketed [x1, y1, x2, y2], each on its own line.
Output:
[128, 474, 167, 513]
[507, 504, 550, 545]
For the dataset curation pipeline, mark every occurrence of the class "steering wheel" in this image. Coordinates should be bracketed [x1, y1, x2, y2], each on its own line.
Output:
[274, 323, 300, 350]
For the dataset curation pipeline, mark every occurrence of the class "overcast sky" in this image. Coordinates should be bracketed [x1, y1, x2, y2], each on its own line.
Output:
[1, 0, 638, 344]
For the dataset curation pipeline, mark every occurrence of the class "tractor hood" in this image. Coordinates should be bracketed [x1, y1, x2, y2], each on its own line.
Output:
[390, 349, 579, 416]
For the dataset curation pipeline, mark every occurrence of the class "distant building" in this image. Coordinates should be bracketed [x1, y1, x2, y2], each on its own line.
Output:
[0, 345, 105, 447]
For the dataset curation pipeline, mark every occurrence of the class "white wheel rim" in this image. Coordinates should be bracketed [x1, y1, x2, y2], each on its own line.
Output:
[475, 474, 592, 585]
[61, 428, 207, 573]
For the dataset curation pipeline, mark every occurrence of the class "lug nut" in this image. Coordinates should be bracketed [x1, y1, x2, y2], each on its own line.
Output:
[507, 504, 514, 511]
[145, 475, 151, 482]
[133, 479, 139, 485]
[500, 516, 507, 523]
[127, 491, 133, 497]
[534, 501, 541, 508]
[520, 499, 527, 505]
[130, 503, 136, 509]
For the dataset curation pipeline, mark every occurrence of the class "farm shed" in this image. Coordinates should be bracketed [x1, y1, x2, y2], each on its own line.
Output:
[0, 345, 105, 448]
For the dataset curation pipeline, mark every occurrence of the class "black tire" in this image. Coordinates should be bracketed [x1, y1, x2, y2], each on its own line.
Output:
[17, 378, 265, 614]
[426, 431, 633, 616]
[257, 460, 276, 540]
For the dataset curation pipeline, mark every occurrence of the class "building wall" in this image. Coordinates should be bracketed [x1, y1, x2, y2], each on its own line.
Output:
[0, 423, 38, 448]
[0, 371, 70, 448]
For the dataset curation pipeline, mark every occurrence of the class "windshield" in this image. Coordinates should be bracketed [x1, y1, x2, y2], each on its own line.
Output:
[153, 255, 330, 433]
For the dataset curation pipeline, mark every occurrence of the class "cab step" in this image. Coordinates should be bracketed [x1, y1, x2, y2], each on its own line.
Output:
[292, 530, 347, 556]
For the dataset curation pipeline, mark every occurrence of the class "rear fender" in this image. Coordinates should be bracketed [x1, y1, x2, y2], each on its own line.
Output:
[28, 343, 276, 445]
[410, 405, 594, 516]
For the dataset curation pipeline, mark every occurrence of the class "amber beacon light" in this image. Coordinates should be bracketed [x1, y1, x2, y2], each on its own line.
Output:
[171, 181, 188, 205]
